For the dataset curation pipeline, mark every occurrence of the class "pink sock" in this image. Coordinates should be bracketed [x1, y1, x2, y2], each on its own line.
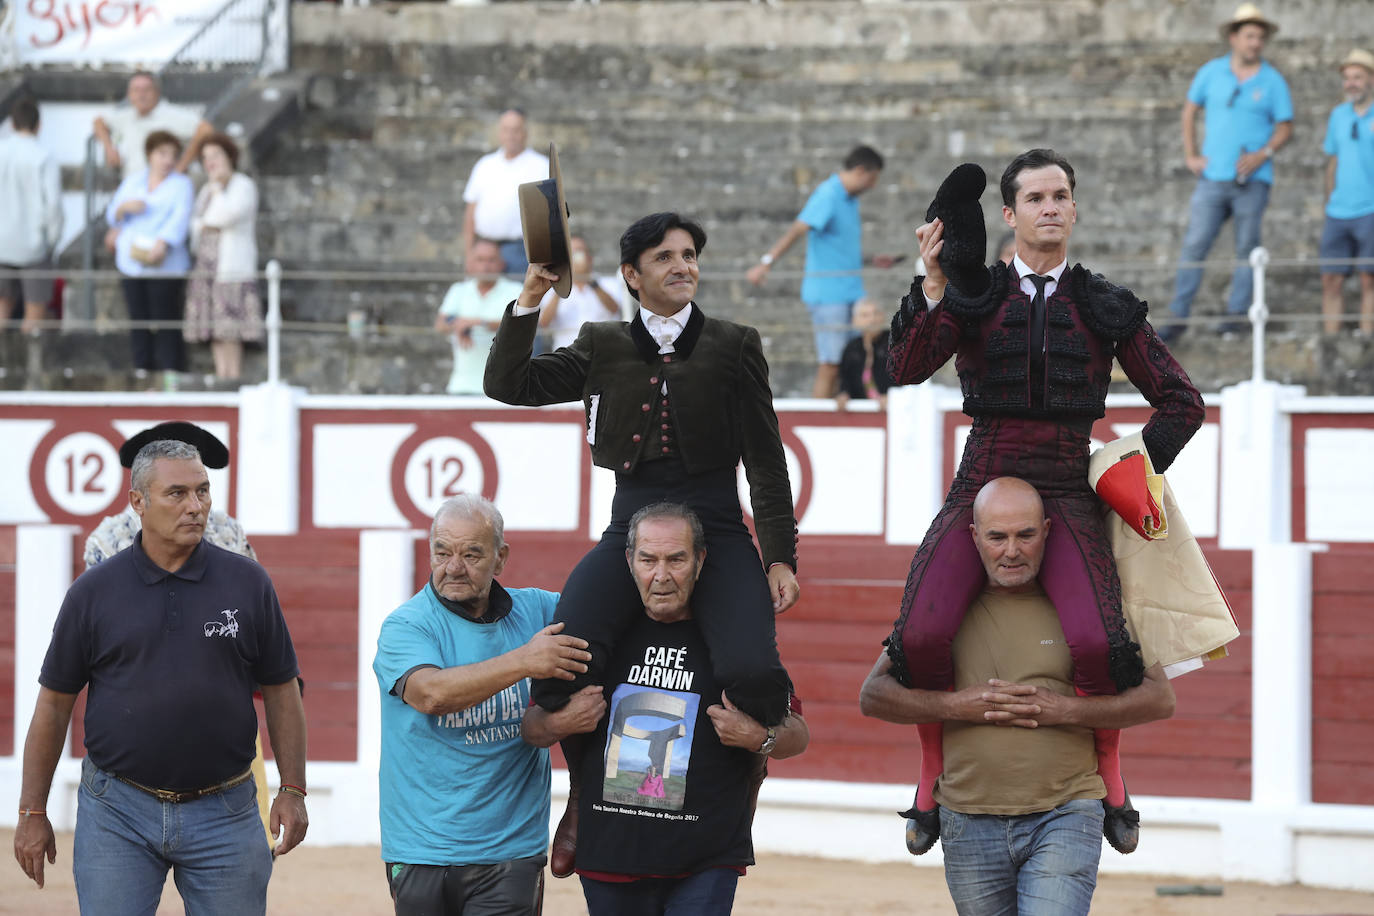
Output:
[915, 722, 944, 810]
[1095, 728, 1125, 806]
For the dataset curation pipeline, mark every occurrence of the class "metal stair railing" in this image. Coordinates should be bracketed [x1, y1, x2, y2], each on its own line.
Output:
[157, 0, 276, 121]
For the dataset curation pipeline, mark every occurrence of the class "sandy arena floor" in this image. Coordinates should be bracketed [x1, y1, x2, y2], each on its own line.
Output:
[4, 834, 1374, 914]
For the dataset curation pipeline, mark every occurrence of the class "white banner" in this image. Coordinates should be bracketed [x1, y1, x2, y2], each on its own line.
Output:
[7, 0, 227, 67]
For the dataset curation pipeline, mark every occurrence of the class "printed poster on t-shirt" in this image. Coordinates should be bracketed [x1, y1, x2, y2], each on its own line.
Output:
[602, 682, 700, 813]
[10, 0, 237, 66]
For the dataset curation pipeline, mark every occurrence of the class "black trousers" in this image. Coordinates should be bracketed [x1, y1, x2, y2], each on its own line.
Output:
[121, 277, 185, 371]
[530, 460, 792, 726]
[386, 856, 545, 915]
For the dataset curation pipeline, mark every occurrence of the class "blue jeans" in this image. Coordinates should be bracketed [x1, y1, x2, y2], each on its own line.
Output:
[498, 240, 530, 278]
[74, 757, 273, 916]
[1168, 178, 1271, 319]
[580, 868, 740, 915]
[807, 301, 859, 364]
[939, 797, 1104, 916]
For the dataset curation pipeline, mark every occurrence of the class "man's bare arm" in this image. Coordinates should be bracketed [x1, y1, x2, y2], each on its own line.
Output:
[1182, 100, 1206, 175]
[462, 202, 478, 257]
[520, 685, 606, 747]
[746, 220, 810, 285]
[260, 679, 308, 856]
[13, 688, 79, 888]
[403, 622, 590, 717]
[91, 117, 119, 166]
[980, 663, 1176, 730]
[858, 653, 1011, 726]
[176, 120, 215, 173]
[706, 693, 810, 760]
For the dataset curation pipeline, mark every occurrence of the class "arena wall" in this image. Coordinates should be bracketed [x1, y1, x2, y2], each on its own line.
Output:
[0, 383, 1372, 888]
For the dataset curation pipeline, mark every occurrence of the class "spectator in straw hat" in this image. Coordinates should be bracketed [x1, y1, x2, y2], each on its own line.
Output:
[1319, 49, 1374, 336]
[1160, 3, 1292, 341]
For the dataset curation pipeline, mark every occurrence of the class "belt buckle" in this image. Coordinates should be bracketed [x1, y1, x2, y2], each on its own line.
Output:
[152, 786, 185, 803]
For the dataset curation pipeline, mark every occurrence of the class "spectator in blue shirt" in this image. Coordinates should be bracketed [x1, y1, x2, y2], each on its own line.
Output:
[1320, 49, 1374, 336]
[747, 145, 887, 396]
[1161, 3, 1292, 341]
[105, 130, 194, 379]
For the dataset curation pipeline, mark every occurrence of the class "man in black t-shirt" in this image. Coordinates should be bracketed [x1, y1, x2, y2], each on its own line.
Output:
[523, 502, 808, 915]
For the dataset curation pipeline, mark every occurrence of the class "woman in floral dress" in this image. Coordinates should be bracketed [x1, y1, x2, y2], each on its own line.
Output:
[185, 132, 262, 381]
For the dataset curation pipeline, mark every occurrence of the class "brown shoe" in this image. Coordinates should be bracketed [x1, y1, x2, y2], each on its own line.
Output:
[550, 791, 578, 878]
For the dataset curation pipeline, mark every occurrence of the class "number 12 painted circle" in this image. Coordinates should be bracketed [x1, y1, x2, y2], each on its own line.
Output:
[402, 437, 485, 519]
[44, 432, 123, 517]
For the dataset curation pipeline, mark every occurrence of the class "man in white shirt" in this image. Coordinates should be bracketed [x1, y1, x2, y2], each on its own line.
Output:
[538, 236, 630, 349]
[93, 72, 212, 177]
[462, 109, 549, 277]
[435, 238, 524, 394]
[0, 98, 63, 333]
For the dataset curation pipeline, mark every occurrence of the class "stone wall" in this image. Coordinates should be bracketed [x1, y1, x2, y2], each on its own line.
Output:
[11, 1, 1371, 393]
[249, 0, 1371, 396]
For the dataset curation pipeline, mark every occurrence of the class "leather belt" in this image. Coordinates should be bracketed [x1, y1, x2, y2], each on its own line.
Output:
[115, 767, 253, 804]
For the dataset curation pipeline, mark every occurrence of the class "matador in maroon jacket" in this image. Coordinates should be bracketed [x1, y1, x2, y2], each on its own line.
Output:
[884, 150, 1205, 856]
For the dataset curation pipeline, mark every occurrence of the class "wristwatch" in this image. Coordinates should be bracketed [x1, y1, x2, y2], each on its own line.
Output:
[756, 726, 777, 755]
[758, 253, 774, 266]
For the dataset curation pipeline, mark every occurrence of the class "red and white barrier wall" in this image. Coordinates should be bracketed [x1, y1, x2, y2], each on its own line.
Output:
[0, 381, 1371, 888]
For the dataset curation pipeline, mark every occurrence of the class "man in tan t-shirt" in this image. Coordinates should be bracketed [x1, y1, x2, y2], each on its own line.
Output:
[861, 477, 1176, 915]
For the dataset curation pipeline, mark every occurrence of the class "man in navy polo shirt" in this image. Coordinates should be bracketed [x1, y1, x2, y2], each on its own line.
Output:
[1320, 49, 1374, 336]
[14, 438, 307, 913]
[373, 494, 594, 915]
[1162, 3, 1292, 340]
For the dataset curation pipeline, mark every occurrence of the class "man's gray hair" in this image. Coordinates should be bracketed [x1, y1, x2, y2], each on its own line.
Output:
[626, 502, 705, 556]
[431, 494, 505, 548]
[130, 440, 202, 494]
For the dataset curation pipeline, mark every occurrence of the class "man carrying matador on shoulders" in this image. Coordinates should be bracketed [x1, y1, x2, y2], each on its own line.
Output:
[882, 149, 1211, 856]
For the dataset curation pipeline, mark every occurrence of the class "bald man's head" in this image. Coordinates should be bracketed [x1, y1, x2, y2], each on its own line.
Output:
[970, 477, 1050, 593]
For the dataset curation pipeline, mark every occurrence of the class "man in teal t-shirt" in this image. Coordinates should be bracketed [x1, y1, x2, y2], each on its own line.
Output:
[373, 494, 592, 915]
[1319, 49, 1374, 336]
[1162, 4, 1292, 340]
[747, 145, 885, 397]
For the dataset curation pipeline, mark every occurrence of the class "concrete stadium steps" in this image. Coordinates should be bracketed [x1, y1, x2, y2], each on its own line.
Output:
[236, 5, 1370, 395]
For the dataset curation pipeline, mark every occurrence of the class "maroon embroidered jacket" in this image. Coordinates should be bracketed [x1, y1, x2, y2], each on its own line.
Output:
[888, 262, 1204, 472]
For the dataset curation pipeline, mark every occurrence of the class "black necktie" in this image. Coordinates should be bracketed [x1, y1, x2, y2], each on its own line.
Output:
[1027, 275, 1050, 403]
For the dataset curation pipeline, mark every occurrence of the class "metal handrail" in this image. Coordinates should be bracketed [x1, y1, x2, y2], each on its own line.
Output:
[158, 0, 276, 121]
[14, 251, 1374, 392]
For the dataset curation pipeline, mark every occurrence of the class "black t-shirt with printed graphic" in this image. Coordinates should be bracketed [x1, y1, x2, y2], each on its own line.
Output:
[573, 615, 755, 877]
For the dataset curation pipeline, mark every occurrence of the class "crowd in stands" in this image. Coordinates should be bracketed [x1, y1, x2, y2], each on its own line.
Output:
[4, 3, 1374, 394]
[2, 72, 260, 387]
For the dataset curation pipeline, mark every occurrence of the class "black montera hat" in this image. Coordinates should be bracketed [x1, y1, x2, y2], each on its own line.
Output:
[118, 421, 230, 469]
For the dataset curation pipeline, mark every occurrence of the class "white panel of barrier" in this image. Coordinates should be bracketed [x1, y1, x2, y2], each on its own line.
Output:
[1304, 427, 1374, 542]
[794, 426, 885, 535]
[0, 420, 56, 523]
[473, 421, 582, 531]
[311, 423, 414, 528]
